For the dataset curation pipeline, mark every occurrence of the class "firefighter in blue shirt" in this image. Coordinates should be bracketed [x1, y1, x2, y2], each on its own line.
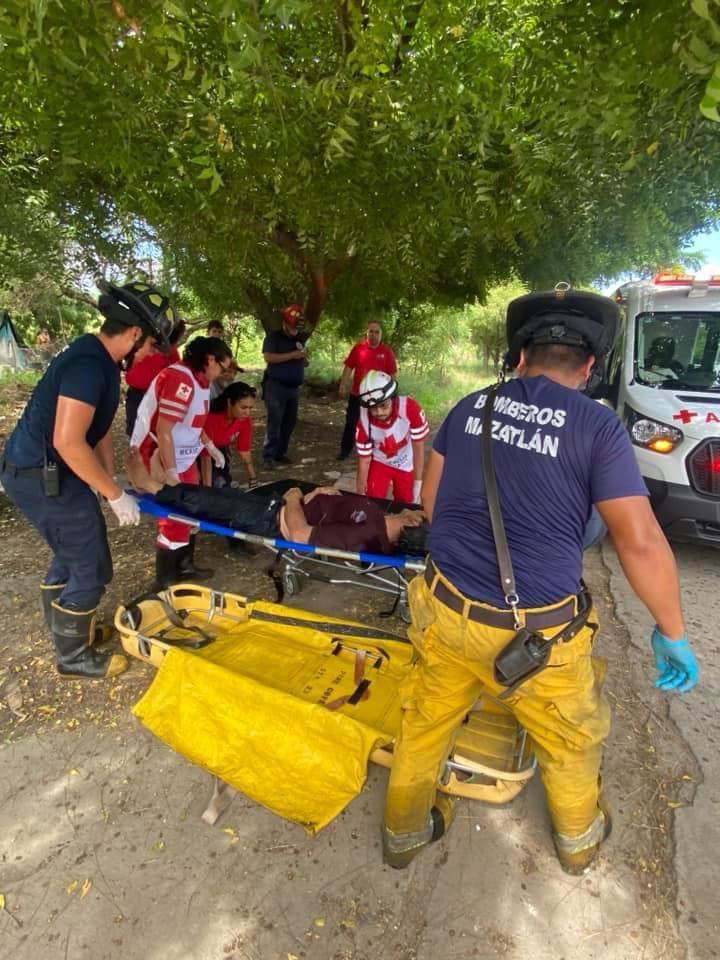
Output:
[382, 285, 699, 875]
[0, 280, 176, 680]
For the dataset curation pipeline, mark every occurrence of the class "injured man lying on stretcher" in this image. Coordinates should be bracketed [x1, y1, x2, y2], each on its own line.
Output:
[126, 449, 428, 555]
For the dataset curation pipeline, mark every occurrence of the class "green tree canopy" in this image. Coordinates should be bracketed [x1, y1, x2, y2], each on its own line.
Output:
[1, 1, 719, 333]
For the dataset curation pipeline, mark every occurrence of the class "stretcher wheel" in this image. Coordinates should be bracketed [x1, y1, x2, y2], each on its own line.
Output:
[282, 570, 303, 597]
[399, 600, 411, 624]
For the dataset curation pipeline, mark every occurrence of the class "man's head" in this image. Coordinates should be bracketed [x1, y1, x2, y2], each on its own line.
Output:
[183, 336, 233, 381]
[366, 322, 383, 347]
[280, 303, 305, 337]
[207, 320, 225, 339]
[646, 336, 676, 367]
[506, 284, 619, 391]
[358, 370, 398, 419]
[97, 279, 177, 361]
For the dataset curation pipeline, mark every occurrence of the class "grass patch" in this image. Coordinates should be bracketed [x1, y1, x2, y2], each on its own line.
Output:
[0, 368, 42, 386]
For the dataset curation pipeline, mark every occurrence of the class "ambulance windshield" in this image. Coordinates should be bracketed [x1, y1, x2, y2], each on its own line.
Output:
[634, 311, 720, 391]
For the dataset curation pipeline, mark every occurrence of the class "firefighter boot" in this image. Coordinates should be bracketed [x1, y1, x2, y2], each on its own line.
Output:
[176, 537, 214, 582]
[40, 583, 112, 645]
[382, 795, 456, 869]
[154, 546, 184, 591]
[553, 792, 613, 875]
[50, 602, 128, 679]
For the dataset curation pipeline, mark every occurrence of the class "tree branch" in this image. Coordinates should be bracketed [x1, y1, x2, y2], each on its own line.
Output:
[245, 284, 277, 334]
[61, 286, 98, 309]
[336, 1, 370, 56]
[269, 222, 311, 279]
[303, 251, 358, 335]
[393, 1, 425, 73]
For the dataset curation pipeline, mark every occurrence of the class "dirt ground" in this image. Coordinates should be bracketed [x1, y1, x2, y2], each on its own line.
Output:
[0, 379, 701, 959]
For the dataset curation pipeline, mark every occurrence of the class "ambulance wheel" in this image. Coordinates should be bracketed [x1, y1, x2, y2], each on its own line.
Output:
[283, 570, 302, 597]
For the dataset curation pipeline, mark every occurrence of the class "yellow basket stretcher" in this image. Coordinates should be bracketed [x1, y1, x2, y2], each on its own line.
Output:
[115, 584, 535, 833]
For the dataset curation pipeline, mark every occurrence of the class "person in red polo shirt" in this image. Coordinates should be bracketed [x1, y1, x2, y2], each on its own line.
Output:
[337, 321, 397, 460]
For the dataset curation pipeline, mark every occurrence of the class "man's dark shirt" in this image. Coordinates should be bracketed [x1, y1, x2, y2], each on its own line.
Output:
[5, 335, 120, 469]
[262, 330, 306, 387]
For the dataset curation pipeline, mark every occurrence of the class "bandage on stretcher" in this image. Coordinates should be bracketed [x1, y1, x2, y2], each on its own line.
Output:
[115, 584, 535, 833]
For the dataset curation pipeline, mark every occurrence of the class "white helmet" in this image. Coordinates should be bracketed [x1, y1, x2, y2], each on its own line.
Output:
[358, 370, 398, 408]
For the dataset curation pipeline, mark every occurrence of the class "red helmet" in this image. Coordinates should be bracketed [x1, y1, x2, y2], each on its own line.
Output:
[280, 303, 304, 331]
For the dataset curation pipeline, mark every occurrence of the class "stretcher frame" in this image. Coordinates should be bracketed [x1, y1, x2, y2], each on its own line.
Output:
[133, 492, 425, 621]
[115, 584, 536, 828]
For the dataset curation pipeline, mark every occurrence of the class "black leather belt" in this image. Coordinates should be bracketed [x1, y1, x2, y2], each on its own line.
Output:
[424, 564, 579, 630]
[1, 457, 44, 479]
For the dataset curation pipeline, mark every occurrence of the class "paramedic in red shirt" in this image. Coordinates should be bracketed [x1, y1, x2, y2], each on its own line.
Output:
[200, 381, 257, 490]
[130, 335, 233, 587]
[124, 318, 186, 436]
[337, 322, 397, 460]
[355, 371, 429, 504]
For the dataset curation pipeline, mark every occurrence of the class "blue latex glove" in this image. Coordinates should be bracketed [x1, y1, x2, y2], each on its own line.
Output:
[651, 628, 699, 693]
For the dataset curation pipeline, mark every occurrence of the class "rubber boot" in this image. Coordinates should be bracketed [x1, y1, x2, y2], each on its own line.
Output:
[382, 795, 456, 870]
[154, 546, 183, 591]
[225, 536, 256, 558]
[40, 583, 112, 645]
[50, 602, 128, 679]
[553, 792, 612, 876]
[176, 537, 214, 582]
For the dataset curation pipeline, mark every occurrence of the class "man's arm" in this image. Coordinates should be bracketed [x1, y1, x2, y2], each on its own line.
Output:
[412, 439, 425, 482]
[280, 488, 313, 543]
[356, 456, 371, 495]
[95, 428, 114, 478]
[155, 416, 179, 481]
[596, 496, 685, 639]
[263, 350, 305, 364]
[338, 364, 353, 398]
[53, 397, 122, 501]
[420, 449, 444, 521]
[200, 453, 212, 487]
[303, 485, 341, 505]
[411, 439, 425, 503]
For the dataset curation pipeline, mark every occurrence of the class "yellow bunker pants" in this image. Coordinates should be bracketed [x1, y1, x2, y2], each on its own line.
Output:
[384, 567, 611, 845]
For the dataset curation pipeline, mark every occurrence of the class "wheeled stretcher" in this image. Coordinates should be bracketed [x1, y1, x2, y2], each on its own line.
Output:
[133, 481, 426, 621]
[115, 584, 535, 833]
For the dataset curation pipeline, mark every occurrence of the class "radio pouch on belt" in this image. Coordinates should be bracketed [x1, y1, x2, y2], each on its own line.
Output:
[479, 383, 591, 698]
[493, 627, 553, 689]
[43, 443, 60, 497]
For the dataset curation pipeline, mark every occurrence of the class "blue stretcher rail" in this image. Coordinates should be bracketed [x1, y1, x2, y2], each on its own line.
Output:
[132, 492, 425, 572]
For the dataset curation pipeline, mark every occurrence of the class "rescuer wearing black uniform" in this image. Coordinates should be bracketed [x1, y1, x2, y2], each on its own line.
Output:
[0, 281, 176, 680]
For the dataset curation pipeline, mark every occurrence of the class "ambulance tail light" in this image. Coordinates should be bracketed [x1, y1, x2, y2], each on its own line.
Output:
[624, 407, 683, 453]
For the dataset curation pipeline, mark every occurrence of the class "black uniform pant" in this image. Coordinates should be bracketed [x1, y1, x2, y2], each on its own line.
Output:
[339, 394, 361, 457]
[125, 386, 145, 438]
[1, 462, 112, 610]
[263, 379, 299, 462]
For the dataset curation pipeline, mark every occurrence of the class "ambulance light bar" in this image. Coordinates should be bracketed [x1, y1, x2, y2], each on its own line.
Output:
[653, 272, 695, 285]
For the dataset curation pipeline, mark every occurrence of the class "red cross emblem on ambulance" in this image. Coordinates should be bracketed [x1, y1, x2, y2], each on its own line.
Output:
[673, 409, 697, 424]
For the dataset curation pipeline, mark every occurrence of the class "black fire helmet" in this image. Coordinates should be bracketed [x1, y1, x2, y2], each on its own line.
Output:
[505, 283, 619, 371]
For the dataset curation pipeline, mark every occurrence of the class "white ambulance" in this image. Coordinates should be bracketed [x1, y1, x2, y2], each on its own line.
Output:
[606, 274, 720, 546]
